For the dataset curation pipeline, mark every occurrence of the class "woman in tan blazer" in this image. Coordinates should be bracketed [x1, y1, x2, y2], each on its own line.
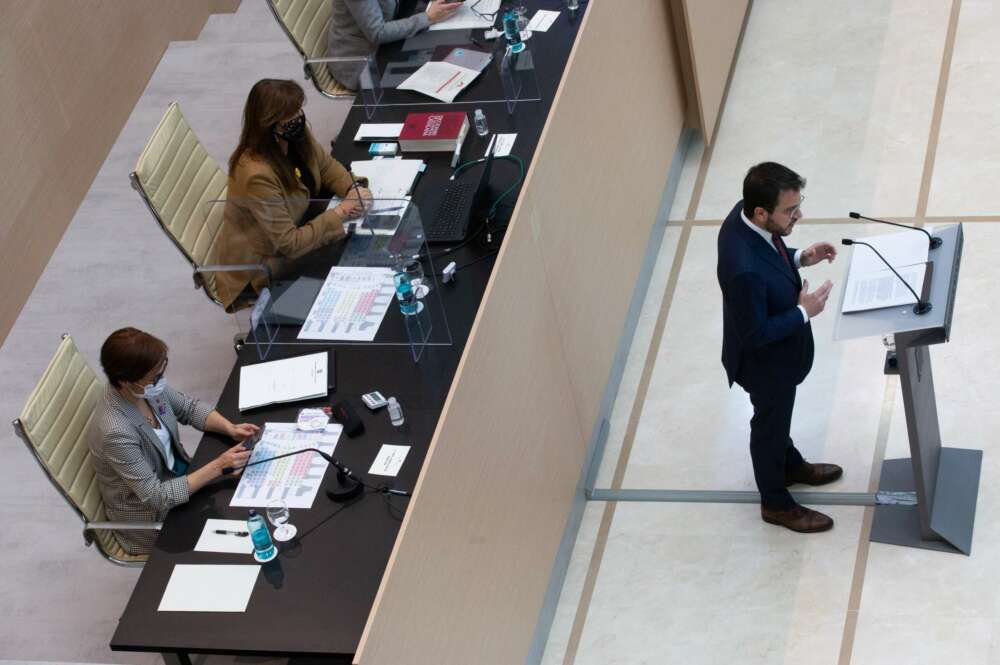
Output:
[213, 79, 371, 310]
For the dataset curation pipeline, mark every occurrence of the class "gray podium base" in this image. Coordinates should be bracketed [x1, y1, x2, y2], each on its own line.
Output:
[870, 449, 982, 555]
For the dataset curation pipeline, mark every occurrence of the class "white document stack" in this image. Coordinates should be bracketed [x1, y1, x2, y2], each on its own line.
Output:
[238, 351, 328, 412]
[841, 230, 931, 313]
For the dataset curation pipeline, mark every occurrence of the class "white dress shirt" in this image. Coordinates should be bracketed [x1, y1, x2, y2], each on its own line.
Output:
[740, 210, 809, 323]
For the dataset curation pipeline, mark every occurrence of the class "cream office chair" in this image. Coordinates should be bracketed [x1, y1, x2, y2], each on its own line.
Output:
[130, 102, 267, 309]
[13, 334, 157, 567]
[266, 0, 356, 99]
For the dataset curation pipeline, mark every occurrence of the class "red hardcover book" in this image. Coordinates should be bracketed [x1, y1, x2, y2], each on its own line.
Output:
[398, 111, 470, 152]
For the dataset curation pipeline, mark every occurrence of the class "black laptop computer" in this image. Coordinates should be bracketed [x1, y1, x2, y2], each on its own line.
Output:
[423, 143, 496, 244]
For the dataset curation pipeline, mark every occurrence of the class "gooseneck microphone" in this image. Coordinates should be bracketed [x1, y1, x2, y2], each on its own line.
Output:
[848, 211, 942, 249]
[841, 239, 932, 315]
[222, 447, 410, 502]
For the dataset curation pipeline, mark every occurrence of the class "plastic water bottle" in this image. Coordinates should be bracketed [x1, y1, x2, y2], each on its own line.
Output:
[387, 397, 405, 427]
[392, 258, 418, 316]
[247, 509, 277, 561]
[502, 10, 525, 53]
[473, 109, 489, 138]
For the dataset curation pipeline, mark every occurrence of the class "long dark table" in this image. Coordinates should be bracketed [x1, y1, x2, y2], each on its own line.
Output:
[111, 2, 585, 660]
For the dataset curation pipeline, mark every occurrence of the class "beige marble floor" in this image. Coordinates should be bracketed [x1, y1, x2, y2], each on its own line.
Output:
[927, 0, 1000, 216]
[565, 503, 863, 665]
[697, 1, 952, 221]
[545, 1, 1000, 664]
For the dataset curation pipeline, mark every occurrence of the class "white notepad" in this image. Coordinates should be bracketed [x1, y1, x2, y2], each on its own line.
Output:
[349, 159, 425, 199]
[397, 61, 481, 103]
[158, 564, 260, 612]
[194, 519, 254, 554]
[238, 351, 328, 412]
[369, 444, 410, 477]
[353, 123, 404, 142]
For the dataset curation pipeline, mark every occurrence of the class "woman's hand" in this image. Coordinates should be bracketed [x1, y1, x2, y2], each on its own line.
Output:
[335, 197, 367, 220]
[214, 442, 253, 478]
[355, 186, 374, 209]
[228, 422, 260, 442]
[427, 1, 463, 24]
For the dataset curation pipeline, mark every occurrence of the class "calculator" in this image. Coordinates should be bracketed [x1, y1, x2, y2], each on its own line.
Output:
[362, 391, 389, 411]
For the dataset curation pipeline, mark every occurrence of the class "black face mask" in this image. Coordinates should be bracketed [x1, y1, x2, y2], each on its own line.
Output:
[276, 113, 307, 143]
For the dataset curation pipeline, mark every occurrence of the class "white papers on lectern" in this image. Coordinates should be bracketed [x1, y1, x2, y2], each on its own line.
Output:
[842, 263, 928, 313]
[841, 230, 931, 313]
[238, 351, 328, 412]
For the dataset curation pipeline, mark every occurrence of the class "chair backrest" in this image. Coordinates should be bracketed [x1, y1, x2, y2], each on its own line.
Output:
[266, 0, 354, 97]
[13, 335, 118, 558]
[132, 102, 228, 303]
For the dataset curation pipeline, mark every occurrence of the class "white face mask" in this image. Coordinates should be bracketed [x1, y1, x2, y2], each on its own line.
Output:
[130, 377, 166, 400]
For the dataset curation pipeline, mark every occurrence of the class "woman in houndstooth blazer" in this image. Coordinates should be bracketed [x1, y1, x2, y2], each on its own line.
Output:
[88, 328, 259, 555]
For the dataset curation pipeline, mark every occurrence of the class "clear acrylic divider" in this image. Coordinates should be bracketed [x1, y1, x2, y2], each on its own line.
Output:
[305, 55, 384, 119]
[204, 196, 451, 363]
[248, 286, 279, 361]
[498, 44, 540, 114]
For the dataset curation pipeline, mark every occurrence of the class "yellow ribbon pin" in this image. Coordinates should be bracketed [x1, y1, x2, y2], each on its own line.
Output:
[294, 167, 301, 179]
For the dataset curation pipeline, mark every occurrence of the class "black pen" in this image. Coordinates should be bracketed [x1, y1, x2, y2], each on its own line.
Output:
[471, 36, 485, 48]
[214, 529, 249, 537]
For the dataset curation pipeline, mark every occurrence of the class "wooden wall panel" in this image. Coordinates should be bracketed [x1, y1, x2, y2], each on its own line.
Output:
[677, 0, 749, 142]
[526, 0, 685, 429]
[0, 0, 239, 348]
[356, 1, 689, 663]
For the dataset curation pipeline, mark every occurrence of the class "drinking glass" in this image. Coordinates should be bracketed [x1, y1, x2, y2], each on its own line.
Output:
[403, 259, 430, 299]
[266, 498, 297, 542]
[514, 6, 532, 40]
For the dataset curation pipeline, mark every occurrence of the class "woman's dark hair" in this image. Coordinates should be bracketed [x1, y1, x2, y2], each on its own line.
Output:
[100, 328, 168, 388]
[229, 79, 311, 191]
[742, 162, 806, 217]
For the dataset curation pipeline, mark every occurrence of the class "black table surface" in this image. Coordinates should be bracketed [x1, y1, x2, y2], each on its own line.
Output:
[111, 2, 585, 658]
[358, 0, 584, 108]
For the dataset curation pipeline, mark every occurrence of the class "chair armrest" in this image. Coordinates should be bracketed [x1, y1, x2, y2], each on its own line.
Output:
[193, 264, 272, 292]
[86, 521, 163, 532]
[83, 521, 162, 548]
[304, 56, 369, 66]
[195, 263, 271, 279]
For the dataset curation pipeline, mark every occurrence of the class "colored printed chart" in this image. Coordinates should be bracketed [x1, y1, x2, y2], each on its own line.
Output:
[230, 422, 342, 509]
[297, 267, 396, 341]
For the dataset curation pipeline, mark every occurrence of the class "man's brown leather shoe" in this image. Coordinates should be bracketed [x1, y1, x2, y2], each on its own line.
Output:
[785, 462, 843, 487]
[761, 504, 834, 533]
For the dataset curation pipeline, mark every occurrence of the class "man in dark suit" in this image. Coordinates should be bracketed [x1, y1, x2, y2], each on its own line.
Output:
[717, 162, 841, 532]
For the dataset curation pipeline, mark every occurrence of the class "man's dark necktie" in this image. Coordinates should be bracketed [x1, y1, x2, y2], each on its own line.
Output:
[771, 233, 792, 268]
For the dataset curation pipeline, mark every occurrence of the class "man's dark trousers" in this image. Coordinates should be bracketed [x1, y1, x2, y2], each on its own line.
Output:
[717, 200, 814, 511]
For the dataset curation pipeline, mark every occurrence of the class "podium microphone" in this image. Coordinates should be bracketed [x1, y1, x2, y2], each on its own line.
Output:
[841, 239, 932, 315]
[848, 211, 942, 249]
[223, 447, 365, 502]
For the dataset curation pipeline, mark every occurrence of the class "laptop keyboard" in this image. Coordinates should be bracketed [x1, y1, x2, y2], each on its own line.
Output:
[425, 182, 477, 243]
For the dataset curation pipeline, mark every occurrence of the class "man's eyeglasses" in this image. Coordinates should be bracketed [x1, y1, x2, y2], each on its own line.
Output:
[782, 194, 805, 217]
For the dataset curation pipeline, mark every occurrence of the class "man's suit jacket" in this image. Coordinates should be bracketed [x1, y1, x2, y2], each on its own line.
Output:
[717, 200, 814, 394]
[87, 384, 213, 555]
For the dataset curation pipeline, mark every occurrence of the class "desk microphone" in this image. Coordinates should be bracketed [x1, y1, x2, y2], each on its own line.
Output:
[223, 447, 365, 502]
[848, 211, 942, 249]
[841, 239, 932, 315]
